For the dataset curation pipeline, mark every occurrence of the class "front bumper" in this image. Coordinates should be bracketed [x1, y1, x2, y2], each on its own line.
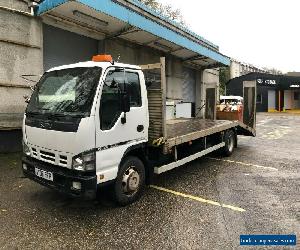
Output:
[22, 156, 97, 199]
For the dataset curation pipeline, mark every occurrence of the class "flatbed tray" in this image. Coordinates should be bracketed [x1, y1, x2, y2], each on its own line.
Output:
[163, 117, 256, 152]
[163, 118, 238, 151]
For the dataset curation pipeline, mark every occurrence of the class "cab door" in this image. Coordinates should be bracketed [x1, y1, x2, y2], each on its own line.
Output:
[95, 67, 148, 183]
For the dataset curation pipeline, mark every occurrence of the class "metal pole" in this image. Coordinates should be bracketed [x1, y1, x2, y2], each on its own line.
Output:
[160, 57, 167, 138]
[278, 90, 281, 112]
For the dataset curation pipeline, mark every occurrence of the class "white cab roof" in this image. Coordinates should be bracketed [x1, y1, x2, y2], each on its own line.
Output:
[47, 61, 141, 72]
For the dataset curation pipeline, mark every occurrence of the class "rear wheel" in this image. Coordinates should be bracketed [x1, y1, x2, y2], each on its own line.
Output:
[113, 156, 145, 206]
[221, 130, 236, 156]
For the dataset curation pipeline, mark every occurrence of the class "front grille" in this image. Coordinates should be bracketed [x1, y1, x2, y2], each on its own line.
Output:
[59, 155, 68, 166]
[32, 148, 38, 157]
[29, 146, 69, 167]
[40, 150, 55, 157]
[40, 150, 56, 163]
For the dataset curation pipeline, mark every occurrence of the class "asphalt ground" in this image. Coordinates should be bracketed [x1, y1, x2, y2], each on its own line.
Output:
[0, 113, 299, 249]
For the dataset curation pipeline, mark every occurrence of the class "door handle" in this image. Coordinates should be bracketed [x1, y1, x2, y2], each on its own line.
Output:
[137, 125, 144, 132]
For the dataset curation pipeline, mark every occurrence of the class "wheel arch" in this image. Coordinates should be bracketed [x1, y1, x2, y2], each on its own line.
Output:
[120, 143, 153, 184]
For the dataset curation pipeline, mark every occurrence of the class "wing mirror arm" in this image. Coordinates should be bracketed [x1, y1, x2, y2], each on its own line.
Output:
[121, 93, 130, 124]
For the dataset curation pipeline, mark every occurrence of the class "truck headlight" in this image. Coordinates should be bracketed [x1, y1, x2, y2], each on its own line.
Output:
[72, 150, 96, 171]
[23, 142, 30, 156]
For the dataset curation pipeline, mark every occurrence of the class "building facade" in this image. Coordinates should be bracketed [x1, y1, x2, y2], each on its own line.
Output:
[0, 0, 43, 151]
[0, 0, 230, 152]
[230, 59, 270, 79]
[226, 73, 300, 112]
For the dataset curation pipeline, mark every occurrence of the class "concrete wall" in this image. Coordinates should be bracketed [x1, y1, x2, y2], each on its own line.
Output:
[0, 0, 43, 129]
[0, 0, 30, 12]
[203, 69, 219, 84]
[203, 68, 219, 99]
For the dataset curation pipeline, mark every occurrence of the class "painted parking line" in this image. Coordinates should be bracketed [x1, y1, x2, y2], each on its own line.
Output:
[150, 185, 246, 212]
[206, 157, 278, 171]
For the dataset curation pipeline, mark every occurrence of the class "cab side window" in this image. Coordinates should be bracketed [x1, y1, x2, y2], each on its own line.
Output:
[100, 70, 124, 130]
[100, 69, 142, 130]
[126, 72, 141, 107]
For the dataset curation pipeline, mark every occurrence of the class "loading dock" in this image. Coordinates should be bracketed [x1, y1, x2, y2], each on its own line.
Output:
[0, 0, 231, 152]
[37, 0, 229, 119]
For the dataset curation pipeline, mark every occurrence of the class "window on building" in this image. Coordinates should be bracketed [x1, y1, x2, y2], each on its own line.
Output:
[294, 92, 300, 100]
[257, 93, 263, 104]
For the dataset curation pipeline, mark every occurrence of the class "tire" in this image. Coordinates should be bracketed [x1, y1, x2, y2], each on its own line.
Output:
[221, 130, 236, 157]
[113, 156, 145, 206]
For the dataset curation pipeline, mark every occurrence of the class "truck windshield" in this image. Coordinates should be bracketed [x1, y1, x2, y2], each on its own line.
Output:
[27, 67, 102, 117]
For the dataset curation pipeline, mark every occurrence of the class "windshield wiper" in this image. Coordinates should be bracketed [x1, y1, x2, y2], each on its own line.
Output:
[26, 110, 85, 119]
[47, 113, 85, 120]
[26, 111, 41, 116]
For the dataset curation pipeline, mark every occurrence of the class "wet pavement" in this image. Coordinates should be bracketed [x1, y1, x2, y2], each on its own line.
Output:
[0, 113, 299, 249]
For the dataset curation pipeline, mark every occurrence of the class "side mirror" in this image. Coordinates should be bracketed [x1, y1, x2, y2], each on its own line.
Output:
[121, 93, 130, 113]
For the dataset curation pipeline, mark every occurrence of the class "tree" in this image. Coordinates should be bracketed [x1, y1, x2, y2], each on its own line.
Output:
[262, 67, 282, 75]
[139, 0, 186, 26]
[219, 67, 230, 95]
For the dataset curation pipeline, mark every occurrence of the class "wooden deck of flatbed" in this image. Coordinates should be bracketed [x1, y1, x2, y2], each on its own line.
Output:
[163, 118, 255, 152]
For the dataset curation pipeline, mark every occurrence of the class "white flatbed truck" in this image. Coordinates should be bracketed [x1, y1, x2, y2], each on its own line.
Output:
[22, 56, 256, 205]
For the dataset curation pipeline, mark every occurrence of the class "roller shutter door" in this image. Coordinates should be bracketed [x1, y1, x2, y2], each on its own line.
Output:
[43, 24, 98, 71]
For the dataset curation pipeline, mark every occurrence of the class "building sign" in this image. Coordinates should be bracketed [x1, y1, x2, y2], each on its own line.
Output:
[290, 84, 300, 88]
[257, 79, 277, 85]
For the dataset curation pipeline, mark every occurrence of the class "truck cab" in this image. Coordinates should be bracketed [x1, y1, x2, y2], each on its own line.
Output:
[22, 55, 149, 205]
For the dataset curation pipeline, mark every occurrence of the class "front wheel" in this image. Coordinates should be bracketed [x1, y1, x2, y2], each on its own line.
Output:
[113, 156, 145, 206]
[221, 130, 236, 157]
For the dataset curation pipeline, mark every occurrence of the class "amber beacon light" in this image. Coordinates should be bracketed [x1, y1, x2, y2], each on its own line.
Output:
[92, 54, 113, 63]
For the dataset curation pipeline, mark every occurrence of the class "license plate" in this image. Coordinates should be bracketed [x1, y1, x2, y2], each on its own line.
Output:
[35, 167, 53, 181]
